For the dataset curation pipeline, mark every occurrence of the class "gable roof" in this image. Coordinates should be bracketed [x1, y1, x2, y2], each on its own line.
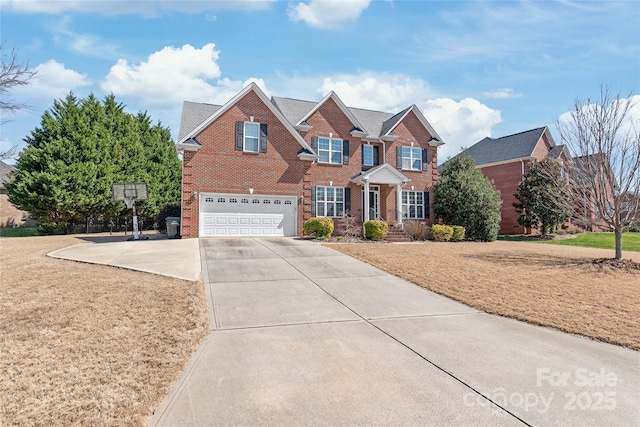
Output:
[464, 127, 553, 167]
[380, 105, 444, 145]
[178, 101, 221, 142]
[178, 83, 315, 159]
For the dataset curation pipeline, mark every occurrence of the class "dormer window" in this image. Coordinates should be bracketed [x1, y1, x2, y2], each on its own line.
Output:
[312, 136, 349, 165]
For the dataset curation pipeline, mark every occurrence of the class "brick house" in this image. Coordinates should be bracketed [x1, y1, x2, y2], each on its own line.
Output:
[460, 127, 568, 235]
[176, 83, 444, 238]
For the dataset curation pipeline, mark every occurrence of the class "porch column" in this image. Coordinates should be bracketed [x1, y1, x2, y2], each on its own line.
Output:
[396, 183, 403, 225]
[363, 180, 370, 223]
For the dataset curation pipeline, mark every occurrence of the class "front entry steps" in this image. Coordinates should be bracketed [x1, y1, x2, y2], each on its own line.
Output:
[386, 224, 412, 242]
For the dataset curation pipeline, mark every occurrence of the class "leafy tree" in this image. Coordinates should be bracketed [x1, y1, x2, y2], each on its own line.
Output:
[434, 151, 502, 241]
[6, 93, 181, 233]
[513, 158, 573, 234]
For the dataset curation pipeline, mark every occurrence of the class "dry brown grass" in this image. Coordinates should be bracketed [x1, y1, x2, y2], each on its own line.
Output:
[327, 241, 640, 351]
[0, 235, 208, 426]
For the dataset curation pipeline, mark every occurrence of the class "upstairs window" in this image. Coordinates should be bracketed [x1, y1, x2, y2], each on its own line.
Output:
[319, 137, 342, 164]
[236, 121, 267, 153]
[401, 146, 422, 171]
[362, 144, 380, 170]
[243, 122, 259, 153]
[312, 137, 349, 165]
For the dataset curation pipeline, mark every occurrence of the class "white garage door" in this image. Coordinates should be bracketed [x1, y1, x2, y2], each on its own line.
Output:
[200, 193, 297, 237]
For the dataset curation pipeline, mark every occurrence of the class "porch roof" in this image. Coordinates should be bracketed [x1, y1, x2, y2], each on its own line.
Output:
[350, 163, 410, 186]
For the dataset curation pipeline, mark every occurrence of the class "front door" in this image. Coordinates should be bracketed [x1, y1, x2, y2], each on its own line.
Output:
[362, 185, 380, 221]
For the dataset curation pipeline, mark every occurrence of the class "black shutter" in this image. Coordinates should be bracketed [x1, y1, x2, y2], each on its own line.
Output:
[260, 124, 268, 153]
[422, 148, 428, 171]
[311, 186, 316, 216]
[311, 136, 318, 153]
[343, 140, 349, 165]
[235, 121, 243, 151]
[344, 187, 351, 215]
[373, 145, 380, 166]
[424, 191, 430, 219]
[396, 146, 402, 169]
[361, 144, 366, 168]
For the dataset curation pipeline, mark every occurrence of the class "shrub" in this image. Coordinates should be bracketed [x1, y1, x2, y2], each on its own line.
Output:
[432, 224, 453, 241]
[304, 217, 334, 238]
[451, 225, 466, 241]
[555, 226, 584, 235]
[364, 220, 388, 240]
[403, 220, 429, 240]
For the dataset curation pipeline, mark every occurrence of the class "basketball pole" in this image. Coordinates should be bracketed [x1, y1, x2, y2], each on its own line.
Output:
[131, 199, 140, 240]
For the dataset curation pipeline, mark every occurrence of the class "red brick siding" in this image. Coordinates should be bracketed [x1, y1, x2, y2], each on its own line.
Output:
[479, 161, 526, 234]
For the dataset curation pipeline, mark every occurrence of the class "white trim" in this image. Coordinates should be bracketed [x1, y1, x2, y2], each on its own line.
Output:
[297, 91, 366, 134]
[351, 163, 410, 186]
[383, 105, 445, 146]
[178, 83, 317, 160]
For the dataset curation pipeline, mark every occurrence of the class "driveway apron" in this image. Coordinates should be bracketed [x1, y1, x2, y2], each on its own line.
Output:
[150, 238, 639, 427]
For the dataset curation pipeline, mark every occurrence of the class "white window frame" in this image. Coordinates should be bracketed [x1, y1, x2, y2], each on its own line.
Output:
[243, 122, 260, 153]
[316, 186, 344, 218]
[401, 146, 422, 171]
[318, 137, 343, 164]
[402, 190, 424, 219]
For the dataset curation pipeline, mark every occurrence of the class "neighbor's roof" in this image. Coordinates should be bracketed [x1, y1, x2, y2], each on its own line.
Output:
[464, 127, 552, 167]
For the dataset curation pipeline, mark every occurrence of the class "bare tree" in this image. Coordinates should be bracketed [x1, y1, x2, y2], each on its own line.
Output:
[1, 44, 37, 159]
[556, 86, 640, 260]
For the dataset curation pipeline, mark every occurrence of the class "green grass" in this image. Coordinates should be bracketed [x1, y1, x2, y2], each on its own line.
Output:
[540, 232, 640, 252]
[0, 227, 41, 238]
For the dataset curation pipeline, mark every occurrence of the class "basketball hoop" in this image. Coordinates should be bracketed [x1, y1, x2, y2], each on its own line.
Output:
[112, 182, 148, 240]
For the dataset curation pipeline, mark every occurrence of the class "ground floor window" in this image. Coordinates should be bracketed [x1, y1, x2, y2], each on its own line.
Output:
[316, 186, 344, 217]
[402, 190, 424, 219]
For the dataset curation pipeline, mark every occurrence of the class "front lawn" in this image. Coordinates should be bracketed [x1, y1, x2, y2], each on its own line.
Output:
[327, 241, 640, 351]
[540, 232, 640, 252]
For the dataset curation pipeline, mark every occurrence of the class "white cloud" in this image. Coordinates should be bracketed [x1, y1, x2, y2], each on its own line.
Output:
[482, 88, 522, 99]
[13, 60, 92, 105]
[421, 98, 502, 161]
[288, 0, 370, 29]
[102, 44, 224, 105]
[0, 0, 274, 16]
[318, 73, 431, 111]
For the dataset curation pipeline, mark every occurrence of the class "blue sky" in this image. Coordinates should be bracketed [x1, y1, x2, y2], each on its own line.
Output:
[1, 0, 638, 163]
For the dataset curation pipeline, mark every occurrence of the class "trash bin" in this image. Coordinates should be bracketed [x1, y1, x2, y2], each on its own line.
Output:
[166, 216, 181, 239]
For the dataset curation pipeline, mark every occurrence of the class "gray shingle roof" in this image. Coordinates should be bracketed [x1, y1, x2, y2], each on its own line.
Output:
[271, 96, 317, 126]
[178, 101, 221, 142]
[465, 127, 549, 166]
[546, 144, 566, 159]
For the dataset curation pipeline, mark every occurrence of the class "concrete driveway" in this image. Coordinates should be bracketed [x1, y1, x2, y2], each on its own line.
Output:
[150, 238, 640, 426]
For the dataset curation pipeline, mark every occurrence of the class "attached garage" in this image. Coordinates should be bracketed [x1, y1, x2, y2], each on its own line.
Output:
[199, 193, 297, 237]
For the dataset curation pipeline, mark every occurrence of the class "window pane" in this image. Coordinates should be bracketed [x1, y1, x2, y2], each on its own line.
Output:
[317, 203, 325, 216]
[245, 137, 258, 152]
[416, 192, 423, 204]
[245, 123, 259, 138]
[331, 151, 342, 164]
[412, 158, 421, 170]
[402, 146, 411, 157]
[402, 159, 411, 169]
[411, 147, 421, 159]
[317, 187, 325, 201]
[409, 206, 416, 218]
[331, 139, 342, 151]
[402, 191, 408, 204]
[326, 187, 334, 201]
[327, 203, 335, 217]
[320, 151, 331, 163]
[319, 138, 330, 150]
[417, 206, 423, 218]
[336, 188, 344, 202]
[336, 203, 343, 217]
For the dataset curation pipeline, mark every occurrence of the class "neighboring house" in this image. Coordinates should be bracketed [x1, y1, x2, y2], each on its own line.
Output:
[0, 160, 33, 227]
[176, 83, 444, 238]
[451, 127, 568, 235]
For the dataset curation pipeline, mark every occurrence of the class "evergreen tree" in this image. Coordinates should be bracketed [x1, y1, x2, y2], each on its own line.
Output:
[513, 158, 573, 234]
[434, 151, 502, 241]
[6, 93, 181, 233]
